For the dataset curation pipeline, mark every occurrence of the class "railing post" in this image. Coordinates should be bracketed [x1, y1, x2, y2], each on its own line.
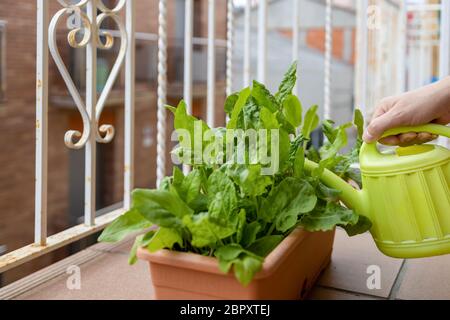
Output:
[440, 0, 450, 78]
[35, 0, 49, 246]
[324, 0, 333, 120]
[226, 0, 234, 96]
[397, 1, 407, 94]
[257, 0, 267, 83]
[355, 0, 369, 119]
[207, 0, 216, 127]
[124, 0, 135, 209]
[439, 0, 450, 148]
[183, 0, 194, 174]
[157, 0, 168, 186]
[85, 0, 97, 226]
[292, 0, 300, 96]
[184, 0, 194, 113]
[243, 0, 251, 87]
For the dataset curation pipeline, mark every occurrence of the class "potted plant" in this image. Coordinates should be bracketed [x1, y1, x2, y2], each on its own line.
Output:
[99, 62, 371, 300]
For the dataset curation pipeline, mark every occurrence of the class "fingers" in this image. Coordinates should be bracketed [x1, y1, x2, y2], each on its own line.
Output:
[379, 132, 438, 147]
[417, 132, 437, 143]
[379, 135, 400, 146]
[363, 110, 403, 143]
[398, 132, 418, 146]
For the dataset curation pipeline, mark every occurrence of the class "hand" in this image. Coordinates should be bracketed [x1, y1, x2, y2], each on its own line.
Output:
[363, 77, 450, 146]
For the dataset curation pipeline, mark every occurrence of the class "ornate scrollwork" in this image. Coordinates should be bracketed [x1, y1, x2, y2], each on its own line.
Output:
[49, 0, 128, 149]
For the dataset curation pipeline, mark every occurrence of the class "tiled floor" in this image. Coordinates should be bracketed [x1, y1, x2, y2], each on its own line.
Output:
[7, 229, 450, 300]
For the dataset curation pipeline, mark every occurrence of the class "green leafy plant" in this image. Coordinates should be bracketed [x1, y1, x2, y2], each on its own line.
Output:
[99, 62, 371, 286]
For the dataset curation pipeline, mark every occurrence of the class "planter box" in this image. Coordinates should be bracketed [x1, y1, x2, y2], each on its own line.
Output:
[137, 228, 335, 300]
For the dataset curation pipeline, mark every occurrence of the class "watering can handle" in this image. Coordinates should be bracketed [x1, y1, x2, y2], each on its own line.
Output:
[361, 124, 450, 155]
[378, 124, 450, 140]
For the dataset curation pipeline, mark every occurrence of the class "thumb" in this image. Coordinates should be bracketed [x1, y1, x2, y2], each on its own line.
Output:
[363, 110, 402, 143]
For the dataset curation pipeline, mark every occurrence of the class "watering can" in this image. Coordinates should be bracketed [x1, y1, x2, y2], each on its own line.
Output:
[304, 124, 450, 259]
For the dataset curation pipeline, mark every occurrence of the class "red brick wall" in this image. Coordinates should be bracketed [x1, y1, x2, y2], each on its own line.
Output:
[305, 27, 356, 64]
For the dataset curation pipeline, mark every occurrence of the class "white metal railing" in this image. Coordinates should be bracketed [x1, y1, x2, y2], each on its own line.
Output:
[355, 0, 450, 122]
[156, 0, 168, 186]
[257, 0, 267, 83]
[324, 0, 333, 120]
[0, 0, 134, 273]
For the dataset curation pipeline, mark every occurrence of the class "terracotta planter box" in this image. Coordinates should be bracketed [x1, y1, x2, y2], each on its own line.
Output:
[137, 228, 335, 300]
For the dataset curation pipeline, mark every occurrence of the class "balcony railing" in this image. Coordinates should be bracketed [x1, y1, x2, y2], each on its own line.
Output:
[0, 0, 449, 293]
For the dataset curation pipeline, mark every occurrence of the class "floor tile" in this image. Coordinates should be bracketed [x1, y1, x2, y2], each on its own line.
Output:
[17, 252, 154, 300]
[308, 286, 382, 300]
[394, 255, 450, 300]
[318, 229, 403, 298]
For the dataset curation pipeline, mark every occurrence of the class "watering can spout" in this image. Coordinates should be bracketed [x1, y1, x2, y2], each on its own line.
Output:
[304, 159, 366, 215]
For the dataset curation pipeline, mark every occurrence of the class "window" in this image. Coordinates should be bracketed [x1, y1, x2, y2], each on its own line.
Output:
[0, 21, 6, 102]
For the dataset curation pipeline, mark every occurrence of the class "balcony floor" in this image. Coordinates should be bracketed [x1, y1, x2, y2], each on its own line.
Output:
[6, 229, 450, 300]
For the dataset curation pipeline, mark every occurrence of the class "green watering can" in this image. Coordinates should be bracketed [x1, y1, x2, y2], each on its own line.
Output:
[305, 124, 450, 259]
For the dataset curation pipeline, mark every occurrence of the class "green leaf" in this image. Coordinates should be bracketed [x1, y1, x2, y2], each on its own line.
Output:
[214, 244, 264, 287]
[180, 169, 204, 205]
[227, 87, 251, 129]
[306, 145, 321, 163]
[183, 212, 236, 248]
[224, 92, 239, 116]
[207, 170, 235, 198]
[240, 221, 262, 248]
[276, 112, 296, 135]
[171, 100, 210, 164]
[275, 61, 297, 104]
[252, 81, 279, 112]
[98, 209, 152, 243]
[214, 244, 245, 274]
[259, 107, 280, 129]
[322, 120, 337, 143]
[233, 254, 263, 286]
[343, 214, 372, 236]
[128, 231, 155, 265]
[301, 202, 359, 232]
[158, 176, 171, 191]
[317, 182, 342, 202]
[206, 171, 238, 224]
[147, 227, 183, 253]
[276, 213, 299, 233]
[132, 189, 193, 228]
[320, 123, 351, 160]
[208, 190, 238, 226]
[313, 156, 344, 179]
[246, 235, 283, 257]
[226, 164, 272, 197]
[293, 147, 305, 178]
[172, 166, 185, 189]
[259, 108, 291, 170]
[353, 108, 364, 140]
[165, 105, 177, 114]
[241, 97, 262, 130]
[260, 178, 317, 224]
[282, 94, 302, 128]
[235, 209, 247, 244]
[301, 105, 319, 140]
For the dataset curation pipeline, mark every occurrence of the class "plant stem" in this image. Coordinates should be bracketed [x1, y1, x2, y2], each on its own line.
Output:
[266, 223, 276, 236]
[253, 196, 260, 217]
